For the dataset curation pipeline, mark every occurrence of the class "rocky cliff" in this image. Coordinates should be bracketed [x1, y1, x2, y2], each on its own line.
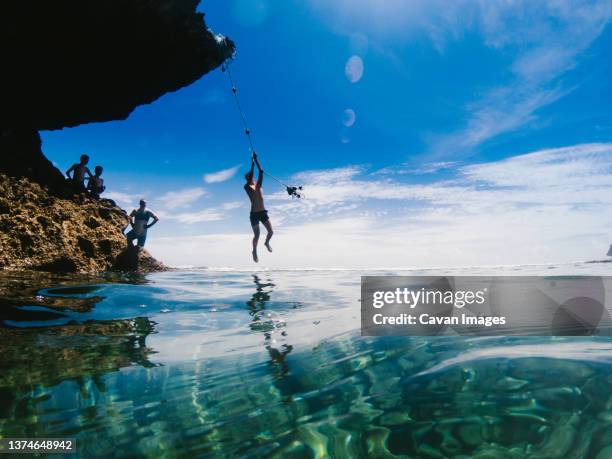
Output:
[1, 0, 234, 130]
[0, 0, 234, 272]
[0, 173, 166, 272]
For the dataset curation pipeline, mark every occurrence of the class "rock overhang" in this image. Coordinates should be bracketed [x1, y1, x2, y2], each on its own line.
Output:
[0, 0, 235, 130]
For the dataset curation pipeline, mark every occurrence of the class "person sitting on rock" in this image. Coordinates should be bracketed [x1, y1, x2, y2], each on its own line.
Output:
[66, 154, 92, 192]
[126, 199, 159, 250]
[87, 165, 106, 199]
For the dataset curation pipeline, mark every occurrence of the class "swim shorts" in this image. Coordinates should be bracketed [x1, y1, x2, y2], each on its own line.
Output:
[126, 229, 147, 247]
[249, 210, 269, 226]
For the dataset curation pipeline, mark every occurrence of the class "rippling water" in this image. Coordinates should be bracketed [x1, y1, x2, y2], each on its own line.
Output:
[1, 262, 612, 458]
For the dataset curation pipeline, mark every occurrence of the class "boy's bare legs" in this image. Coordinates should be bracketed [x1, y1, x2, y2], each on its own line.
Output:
[263, 220, 273, 252]
[251, 224, 260, 262]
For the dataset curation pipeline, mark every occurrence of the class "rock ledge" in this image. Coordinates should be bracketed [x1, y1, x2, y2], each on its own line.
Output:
[0, 173, 166, 273]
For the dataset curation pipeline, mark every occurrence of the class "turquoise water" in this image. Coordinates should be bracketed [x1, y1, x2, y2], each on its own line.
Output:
[1, 264, 612, 458]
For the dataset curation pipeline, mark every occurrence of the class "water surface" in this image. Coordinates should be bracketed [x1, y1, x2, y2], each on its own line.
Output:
[1, 263, 612, 458]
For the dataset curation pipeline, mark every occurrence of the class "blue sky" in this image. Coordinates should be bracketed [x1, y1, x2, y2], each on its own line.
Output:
[41, 0, 612, 268]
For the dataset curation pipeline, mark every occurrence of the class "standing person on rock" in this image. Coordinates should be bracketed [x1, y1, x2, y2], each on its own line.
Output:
[126, 199, 159, 250]
[65, 154, 92, 192]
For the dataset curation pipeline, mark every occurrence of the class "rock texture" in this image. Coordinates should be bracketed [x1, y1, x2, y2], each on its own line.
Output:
[0, 173, 166, 272]
[0, 130, 69, 197]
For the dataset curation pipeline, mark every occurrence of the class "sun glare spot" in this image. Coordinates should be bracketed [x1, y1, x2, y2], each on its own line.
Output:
[342, 109, 356, 127]
[345, 55, 364, 83]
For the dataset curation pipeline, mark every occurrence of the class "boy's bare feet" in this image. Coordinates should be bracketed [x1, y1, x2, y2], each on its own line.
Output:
[252, 249, 259, 263]
[265, 242, 273, 253]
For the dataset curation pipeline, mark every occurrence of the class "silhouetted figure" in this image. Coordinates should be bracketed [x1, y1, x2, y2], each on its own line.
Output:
[244, 152, 273, 263]
[126, 199, 159, 249]
[87, 165, 106, 199]
[65, 154, 92, 192]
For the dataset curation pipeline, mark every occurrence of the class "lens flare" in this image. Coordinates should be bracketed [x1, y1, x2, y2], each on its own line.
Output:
[342, 108, 356, 127]
[345, 55, 364, 83]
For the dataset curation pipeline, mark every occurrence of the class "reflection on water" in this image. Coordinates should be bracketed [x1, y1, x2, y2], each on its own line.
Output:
[1, 264, 612, 457]
[248, 275, 293, 379]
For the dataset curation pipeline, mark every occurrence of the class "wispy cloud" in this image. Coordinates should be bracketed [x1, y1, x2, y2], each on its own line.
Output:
[157, 187, 207, 209]
[290, 143, 612, 213]
[266, 166, 416, 216]
[222, 201, 243, 210]
[311, 0, 612, 155]
[104, 191, 136, 207]
[172, 209, 226, 224]
[374, 161, 458, 176]
[159, 200, 244, 225]
[434, 86, 567, 152]
[428, 0, 612, 155]
[203, 165, 242, 184]
[151, 143, 612, 268]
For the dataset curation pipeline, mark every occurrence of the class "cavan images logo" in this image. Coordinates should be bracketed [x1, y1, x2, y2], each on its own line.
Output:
[361, 276, 612, 336]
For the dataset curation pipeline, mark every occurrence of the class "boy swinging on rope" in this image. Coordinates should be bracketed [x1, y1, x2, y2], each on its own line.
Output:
[244, 152, 273, 263]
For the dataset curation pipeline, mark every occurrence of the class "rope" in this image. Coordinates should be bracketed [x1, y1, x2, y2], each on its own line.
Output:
[221, 61, 305, 199]
[262, 170, 289, 188]
[224, 63, 255, 153]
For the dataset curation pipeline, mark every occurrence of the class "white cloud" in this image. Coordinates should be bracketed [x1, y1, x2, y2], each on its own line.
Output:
[172, 209, 226, 224]
[149, 143, 612, 268]
[374, 161, 458, 176]
[222, 201, 243, 210]
[460, 143, 612, 190]
[203, 165, 242, 184]
[159, 200, 243, 225]
[265, 166, 419, 219]
[433, 86, 568, 154]
[428, 0, 612, 155]
[309, 0, 612, 154]
[157, 187, 207, 209]
[104, 191, 135, 207]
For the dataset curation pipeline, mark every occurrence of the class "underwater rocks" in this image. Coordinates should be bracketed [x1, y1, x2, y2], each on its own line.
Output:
[0, 317, 157, 388]
[0, 173, 166, 273]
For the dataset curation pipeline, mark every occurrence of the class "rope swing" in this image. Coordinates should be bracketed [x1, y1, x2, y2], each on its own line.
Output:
[221, 61, 304, 199]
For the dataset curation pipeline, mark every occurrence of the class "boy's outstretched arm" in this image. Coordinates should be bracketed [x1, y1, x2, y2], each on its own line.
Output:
[254, 153, 263, 188]
[246, 155, 255, 182]
[65, 164, 74, 179]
